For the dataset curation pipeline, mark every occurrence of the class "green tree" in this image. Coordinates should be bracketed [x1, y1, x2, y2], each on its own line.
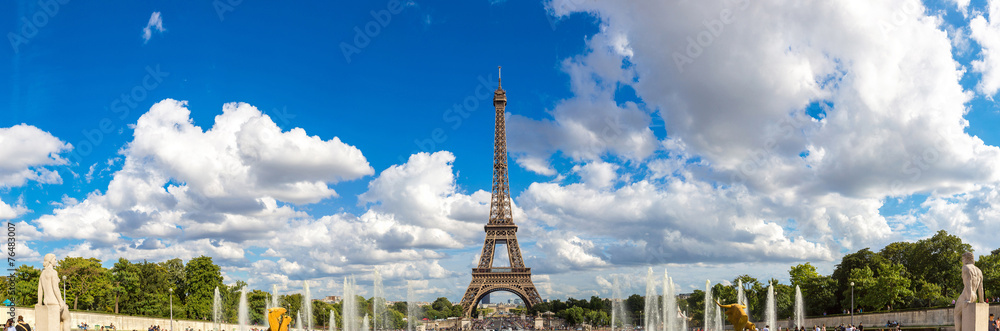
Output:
[57, 257, 107, 310]
[389, 309, 406, 329]
[136, 261, 171, 317]
[911, 279, 947, 307]
[424, 309, 442, 320]
[431, 297, 452, 312]
[391, 301, 407, 315]
[586, 310, 609, 326]
[789, 263, 838, 315]
[249, 289, 270, 325]
[902, 230, 971, 298]
[559, 306, 585, 325]
[626, 294, 644, 323]
[281, 293, 304, 322]
[160, 258, 187, 303]
[976, 250, 1000, 299]
[686, 290, 705, 327]
[185, 256, 223, 320]
[111, 258, 140, 314]
[847, 261, 912, 312]
[313, 301, 335, 328]
[833, 248, 886, 310]
[12, 264, 39, 306]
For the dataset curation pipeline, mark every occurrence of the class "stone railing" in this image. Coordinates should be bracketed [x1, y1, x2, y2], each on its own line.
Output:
[11, 307, 255, 331]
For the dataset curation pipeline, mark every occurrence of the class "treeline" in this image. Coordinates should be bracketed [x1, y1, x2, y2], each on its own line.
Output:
[529, 231, 999, 327]
[529, 297, 612, 326]
[0, 255, 468, 329]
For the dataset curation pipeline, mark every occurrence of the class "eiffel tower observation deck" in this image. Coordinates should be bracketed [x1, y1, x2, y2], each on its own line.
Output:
[459, 67, 543, 317]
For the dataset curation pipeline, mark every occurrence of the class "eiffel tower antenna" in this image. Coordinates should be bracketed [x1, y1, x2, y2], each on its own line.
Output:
[460, 67, 542, 317]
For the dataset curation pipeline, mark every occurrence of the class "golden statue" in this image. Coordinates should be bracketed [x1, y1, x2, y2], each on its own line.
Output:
[715, 301, 757, 331]
[267, 307, 292, 331]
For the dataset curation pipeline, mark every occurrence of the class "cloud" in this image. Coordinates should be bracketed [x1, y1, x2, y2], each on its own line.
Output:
[34, 99, 373, 246]
[29, 104, 484, 291]
[359, 151, 487, 245]
[507, 36, 658, 174]
[972, 0, 1000, 97]
[0, 124, 71, 220]
[0, 124, 71, 187]
[142, 12, 165, 44]
[546, 0, 999, 199]
[519, 174, 840, 267]
[505, 0, 1000, 272]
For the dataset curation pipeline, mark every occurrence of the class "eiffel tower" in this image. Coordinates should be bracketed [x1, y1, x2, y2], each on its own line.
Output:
[459, 67, 542, 317]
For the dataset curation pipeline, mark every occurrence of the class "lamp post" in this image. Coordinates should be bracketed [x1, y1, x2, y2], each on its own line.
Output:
[62, 275, 66, 300]
[850, 282, 854, 326]
[170, 288, 174, 331]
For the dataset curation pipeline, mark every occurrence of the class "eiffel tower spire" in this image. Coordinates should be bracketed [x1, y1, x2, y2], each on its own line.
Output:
[460, 67, 542, 317]
[489, 66, 513, 227]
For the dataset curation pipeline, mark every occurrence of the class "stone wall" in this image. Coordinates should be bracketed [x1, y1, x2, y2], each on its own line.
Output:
[773, 305, 1000, 329]
[10, 307, 250, 331]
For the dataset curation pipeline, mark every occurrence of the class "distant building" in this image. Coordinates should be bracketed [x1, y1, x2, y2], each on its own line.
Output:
[321, 295, 342, 304]
[677, 293, 692, 301]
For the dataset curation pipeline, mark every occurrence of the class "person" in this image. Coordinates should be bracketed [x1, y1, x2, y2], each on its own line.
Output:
[763, 325, 769, 331]
[6, 319, 16, 331]
[15, 316, 31, 331]
[858, 323, 863, 331]
[990, 314, 997, 331]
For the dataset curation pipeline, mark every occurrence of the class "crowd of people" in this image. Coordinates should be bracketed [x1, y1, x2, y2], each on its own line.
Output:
[470, 316, 535, 331]
[77, 322, 115, 331]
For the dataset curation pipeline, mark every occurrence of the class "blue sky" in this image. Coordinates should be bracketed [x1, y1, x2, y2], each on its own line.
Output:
[3, 0, 1000, 302]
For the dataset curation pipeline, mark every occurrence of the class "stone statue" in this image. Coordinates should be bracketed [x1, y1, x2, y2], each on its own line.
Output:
[34, 254, 70, 331]
[716, 301, 757, 331]
[955, 252, 986, 331]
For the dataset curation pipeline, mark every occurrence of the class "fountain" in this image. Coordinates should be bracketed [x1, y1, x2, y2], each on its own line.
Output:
[611, 274, 630, 331]
[714, 302, 722, 331]
[765, 283, 776, 331]
[343, 277, 359, 331]
[645, 268, 661, 331]
[303, 281, 313, 331]
[239, 289, 249, 331]
[297, 311, 302, 331]
[273, 284, 281, 308]
[704, 280, 715, 331]
[737, 280, 747, 309]
[214, 287, 223, 331]
[663, 272, 677, 331]
[794, 286, 804, 329]
[373, 269, 387, 331]
[362, 314, 370, 331]
[407, 281, 420, 331]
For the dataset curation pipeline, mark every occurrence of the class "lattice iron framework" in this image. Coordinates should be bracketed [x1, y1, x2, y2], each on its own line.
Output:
[459, 67, 542, 317]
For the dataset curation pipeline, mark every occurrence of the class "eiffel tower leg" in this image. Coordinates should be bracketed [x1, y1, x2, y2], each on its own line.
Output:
[461, 278, 484, 317]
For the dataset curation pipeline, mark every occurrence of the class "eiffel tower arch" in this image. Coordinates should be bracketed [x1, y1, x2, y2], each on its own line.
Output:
[460, 67, 542, 317]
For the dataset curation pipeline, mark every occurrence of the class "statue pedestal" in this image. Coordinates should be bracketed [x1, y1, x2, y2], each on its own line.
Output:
[34, 304, 61, 331]
[961, 303, 988, 331]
